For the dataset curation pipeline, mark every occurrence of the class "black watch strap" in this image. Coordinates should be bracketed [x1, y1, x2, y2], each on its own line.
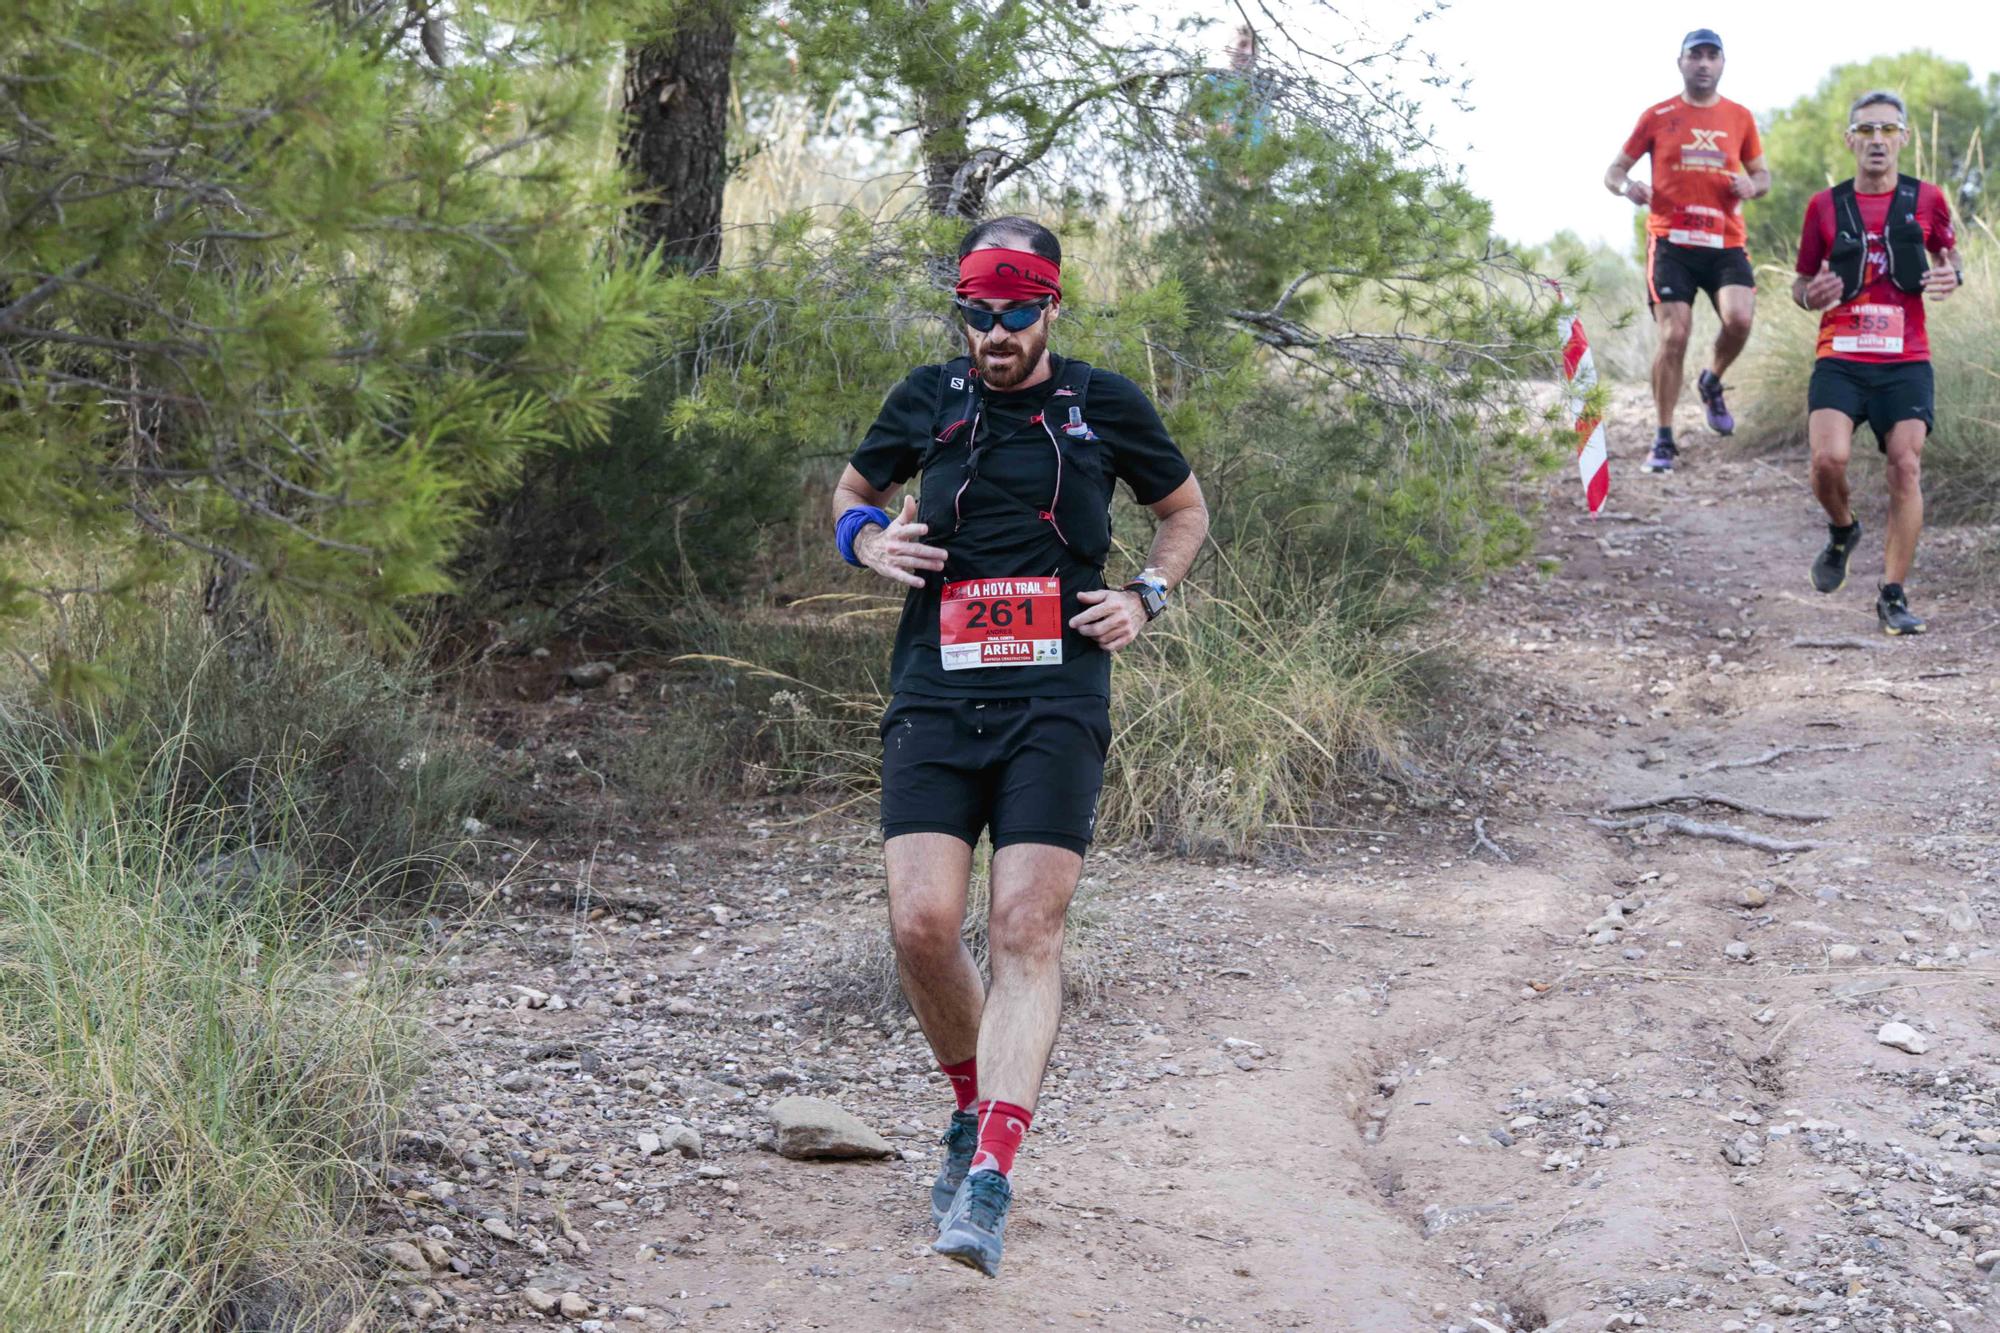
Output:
[1122, 579, 1167, 620]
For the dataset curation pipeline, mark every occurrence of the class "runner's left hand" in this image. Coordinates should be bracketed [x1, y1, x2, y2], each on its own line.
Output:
[1922, 265, 1960, 300]
[1728, 173, 1757, 199]
[1070, 589, 1147, 653]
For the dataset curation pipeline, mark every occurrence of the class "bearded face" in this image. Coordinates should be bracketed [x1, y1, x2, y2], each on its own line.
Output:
[962, 300, 1054, 389]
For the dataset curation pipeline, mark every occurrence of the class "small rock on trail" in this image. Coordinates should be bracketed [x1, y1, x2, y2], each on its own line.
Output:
[1876, 1021, 1929, 1054]
[767, 1095, 893, 1160]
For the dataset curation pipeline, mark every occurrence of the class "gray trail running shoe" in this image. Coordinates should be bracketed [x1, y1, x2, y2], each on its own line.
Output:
[932, 1169, 1013, 1278]
[930, 1110, 978, 1228]
[1877, 583, 1926, 636]
[1812, 521, 1861, 594]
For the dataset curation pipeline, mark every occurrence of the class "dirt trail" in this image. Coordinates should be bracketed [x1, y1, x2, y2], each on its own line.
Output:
[383, 390, 2000, 1332]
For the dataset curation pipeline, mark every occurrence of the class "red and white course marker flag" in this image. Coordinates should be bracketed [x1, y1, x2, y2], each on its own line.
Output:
[1558, 304, 1611, 516]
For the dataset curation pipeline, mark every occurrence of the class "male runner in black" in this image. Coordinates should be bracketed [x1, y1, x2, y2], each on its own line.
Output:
[1603, 28, 1771, 472]
[1793, 90, 1961, 634]
[830, 217, 1208, 1276]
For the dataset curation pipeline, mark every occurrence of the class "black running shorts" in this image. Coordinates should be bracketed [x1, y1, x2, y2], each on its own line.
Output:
[879, 693, 1111, 856]
[1807, 358, 1934, 451]
[1646, 239, 1756, 309]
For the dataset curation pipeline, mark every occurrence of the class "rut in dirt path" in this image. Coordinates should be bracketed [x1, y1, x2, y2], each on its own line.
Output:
[370, 391, 2000, 1333]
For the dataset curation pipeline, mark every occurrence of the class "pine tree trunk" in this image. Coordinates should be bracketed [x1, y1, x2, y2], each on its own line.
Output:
[621, 6, 736, 272]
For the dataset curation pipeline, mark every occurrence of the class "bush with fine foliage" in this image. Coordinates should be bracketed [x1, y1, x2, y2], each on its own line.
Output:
[0, 738, 428, 1333]
[12, 608, 488, 896]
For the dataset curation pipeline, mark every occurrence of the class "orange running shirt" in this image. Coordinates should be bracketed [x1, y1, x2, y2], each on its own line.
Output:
[1620, 95, 1763, 250]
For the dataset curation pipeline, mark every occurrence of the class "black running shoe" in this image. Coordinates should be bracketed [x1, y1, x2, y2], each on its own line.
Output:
[1644, 438, 1677, 473]
[1877, 583, 1926, 636]
[930, 1110, 977, 1228]
[1812, 521, 1861, 594]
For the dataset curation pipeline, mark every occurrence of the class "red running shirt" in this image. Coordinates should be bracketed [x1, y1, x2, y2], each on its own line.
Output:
[1795, 182, 1956, 364]
[1621, 95, 1762, 250]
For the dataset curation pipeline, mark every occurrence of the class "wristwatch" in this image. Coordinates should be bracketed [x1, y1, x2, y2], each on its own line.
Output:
[1122, 569, 1169, 621]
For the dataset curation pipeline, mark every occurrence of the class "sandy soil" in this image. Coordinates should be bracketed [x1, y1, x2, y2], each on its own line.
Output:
[376, 390, 2000, 1332]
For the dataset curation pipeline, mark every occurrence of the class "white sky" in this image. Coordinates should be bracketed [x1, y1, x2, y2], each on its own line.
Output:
[1267, 1, 2000, 248]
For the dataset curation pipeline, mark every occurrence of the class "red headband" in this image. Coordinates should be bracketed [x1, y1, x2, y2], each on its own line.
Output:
[955, 247, 1062, 303]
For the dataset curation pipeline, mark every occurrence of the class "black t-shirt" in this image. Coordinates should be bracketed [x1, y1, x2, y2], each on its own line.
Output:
[849, 355, 1192, 698]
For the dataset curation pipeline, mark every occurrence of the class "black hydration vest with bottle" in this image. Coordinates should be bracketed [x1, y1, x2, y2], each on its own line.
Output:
[1827, 174, 1929, 303]
[916, 356, 1115, 571]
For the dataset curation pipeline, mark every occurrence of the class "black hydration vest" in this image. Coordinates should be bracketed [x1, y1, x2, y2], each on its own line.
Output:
[917, 356, 1115, 569]
[1829, 174, 1929, 303]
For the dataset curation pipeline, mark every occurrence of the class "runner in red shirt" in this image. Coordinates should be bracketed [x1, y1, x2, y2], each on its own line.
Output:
[1603, 29, 1771, 472]
[1793, 90, 1961, 635]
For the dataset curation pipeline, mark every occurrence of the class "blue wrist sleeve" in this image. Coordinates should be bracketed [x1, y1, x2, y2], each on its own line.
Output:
[836, 505, 893, 567]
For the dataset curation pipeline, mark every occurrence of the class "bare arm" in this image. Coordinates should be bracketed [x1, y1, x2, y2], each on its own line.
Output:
[1069, 473, 1210, 653]
[1732, 153, 1771, 201]
[1604, 151, 1648, 204]
[1135, 474, 1209, 589]
[831, 463, 947, 589]
[1794, 262, 1843, 311]
[1924, 244, 1963, 299]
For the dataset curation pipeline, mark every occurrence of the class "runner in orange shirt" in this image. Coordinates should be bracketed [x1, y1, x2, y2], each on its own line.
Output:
[1603, 29, 1771, 473]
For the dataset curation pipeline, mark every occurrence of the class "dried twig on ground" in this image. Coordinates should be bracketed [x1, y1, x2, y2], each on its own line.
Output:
[1589, 815, 1823, 853]
[1696, 742, 1865, 773]
[1603, 793, 1830, 823]
[1788, 636, 1881, 651]
[1470, 816, 1512, 863]
[1333, 922, 1435, 939]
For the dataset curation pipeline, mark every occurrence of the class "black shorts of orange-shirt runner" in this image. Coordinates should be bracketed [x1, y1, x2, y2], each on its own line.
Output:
[879, 694, 1111, 856]
[1645, 238, 1756, 310]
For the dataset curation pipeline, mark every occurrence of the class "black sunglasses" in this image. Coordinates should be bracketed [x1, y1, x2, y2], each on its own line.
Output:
[954, 296, 1052, 334]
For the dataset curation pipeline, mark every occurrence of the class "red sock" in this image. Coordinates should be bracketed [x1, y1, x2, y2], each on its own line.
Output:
[968, 1099, 1032, 1177]
[941, 1057, 978, 1114]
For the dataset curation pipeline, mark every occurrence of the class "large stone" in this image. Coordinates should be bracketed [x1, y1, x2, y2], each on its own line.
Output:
[1877, 1022, 1928, 1055]
[379, 1240, 429, 1273]
[566, 661, 617, 688]
[768, 1096, 893, 1160]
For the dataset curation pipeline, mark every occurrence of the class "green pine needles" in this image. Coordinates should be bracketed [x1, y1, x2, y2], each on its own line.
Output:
[0, 0, 665, 636]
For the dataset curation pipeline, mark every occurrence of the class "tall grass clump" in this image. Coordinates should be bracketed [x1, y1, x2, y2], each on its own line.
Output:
[1735, 242, 2000, 522]
[635, 539, 1426, 855]
[0, 735, 429, 1333]
[18, 605, 490, 897]
[1100, 547, 1421, 855]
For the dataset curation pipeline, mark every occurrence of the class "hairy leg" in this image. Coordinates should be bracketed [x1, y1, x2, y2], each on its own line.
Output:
[886, 833, 983, 1065]
[1651, 301, 1694, 428]
[1881, 422, 1927, 585]
[1808, 409, 1857, 528]
[1710, 285, 1756, 378]
[974, 842, 1083, 1112]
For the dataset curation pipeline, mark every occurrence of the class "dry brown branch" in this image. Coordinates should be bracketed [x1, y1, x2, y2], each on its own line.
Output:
[1602, 793, 1828, 823]
[1695, 743, 1866, 773]
[1787, 636, 1881, 651]
[1470, 815, 1512, 863]
[1589, 815, 1823, 854]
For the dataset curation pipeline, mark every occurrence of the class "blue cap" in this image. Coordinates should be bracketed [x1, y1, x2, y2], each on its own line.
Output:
[1681, 28, 1723, 54]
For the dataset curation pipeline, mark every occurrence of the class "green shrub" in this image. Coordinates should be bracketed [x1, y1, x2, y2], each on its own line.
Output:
[1735, 244, 2000, 523]
[0, 741, 427, 1333]
[629, 530, 1433, 855]
[11, 606, 489, 898]
[1099, 543, 1423, 855]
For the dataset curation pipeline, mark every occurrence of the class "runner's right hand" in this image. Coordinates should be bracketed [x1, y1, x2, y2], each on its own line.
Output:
[1802, 260, 1844, 311]
[1622, 179, 1651, 206]
[855, 495, 948, 589]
